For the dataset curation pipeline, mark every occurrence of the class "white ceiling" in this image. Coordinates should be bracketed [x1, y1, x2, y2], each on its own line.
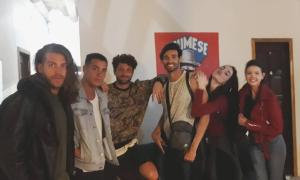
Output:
[30, 0, 78, 22]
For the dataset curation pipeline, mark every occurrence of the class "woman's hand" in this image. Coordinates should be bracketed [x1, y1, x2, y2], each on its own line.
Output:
[184, 148, 197, 162]
[238, 113, 248, 126]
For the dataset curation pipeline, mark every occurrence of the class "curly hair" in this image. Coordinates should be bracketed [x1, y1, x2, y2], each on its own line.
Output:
[34, 43, 79, 104]
[112, 54, 137, 72]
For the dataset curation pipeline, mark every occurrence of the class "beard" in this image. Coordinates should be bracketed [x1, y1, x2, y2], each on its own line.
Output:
[116, 77, 131, 85]
[46, 76, 65, 95]
[164, 63, 180, 73]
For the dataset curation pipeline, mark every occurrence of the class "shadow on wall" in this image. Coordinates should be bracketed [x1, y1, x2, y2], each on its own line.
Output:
[138, 96, 163, 144]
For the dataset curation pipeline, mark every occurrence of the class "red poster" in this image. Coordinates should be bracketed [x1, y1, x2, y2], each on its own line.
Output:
[155, 32, 219, 76]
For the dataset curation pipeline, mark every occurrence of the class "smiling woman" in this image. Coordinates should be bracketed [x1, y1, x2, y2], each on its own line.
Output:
[191, 65, 242, 180]
[238, 59, 286, 180]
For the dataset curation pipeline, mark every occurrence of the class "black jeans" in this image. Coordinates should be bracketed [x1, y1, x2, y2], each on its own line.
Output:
[207, 137, 242, 180]
[163, 147, 192, 180]
[115, 145, 143, 180]
[0, 169, 9, 180]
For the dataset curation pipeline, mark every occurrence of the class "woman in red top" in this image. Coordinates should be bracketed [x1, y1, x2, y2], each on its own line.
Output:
[191, 65, 242, 180]
[238, 60, 286, 180]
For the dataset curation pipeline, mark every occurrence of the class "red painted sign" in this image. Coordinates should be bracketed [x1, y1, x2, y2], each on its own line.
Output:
[155, 32, 219, 76]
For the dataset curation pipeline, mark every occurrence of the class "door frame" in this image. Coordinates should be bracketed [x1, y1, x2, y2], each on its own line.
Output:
[251, 38, 297, 175]
[17, 47, 31, 79]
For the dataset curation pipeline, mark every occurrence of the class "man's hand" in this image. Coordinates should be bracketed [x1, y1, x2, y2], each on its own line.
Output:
[151, 127, 166, 154]
[74, 148, 81, 158]
[152, 81, 164, 103]
[99, 82, 109, 93]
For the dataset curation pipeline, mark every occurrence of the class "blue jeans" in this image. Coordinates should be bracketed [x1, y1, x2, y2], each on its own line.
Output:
[250, 135, 286, 180]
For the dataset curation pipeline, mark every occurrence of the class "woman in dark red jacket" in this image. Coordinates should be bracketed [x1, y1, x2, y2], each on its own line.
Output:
[238, 60, 286, 180]
[191, 65, 242, 180]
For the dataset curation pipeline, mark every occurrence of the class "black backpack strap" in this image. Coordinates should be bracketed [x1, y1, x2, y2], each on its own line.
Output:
[185, 71, 194, 101]
[165, 79, 173, 130]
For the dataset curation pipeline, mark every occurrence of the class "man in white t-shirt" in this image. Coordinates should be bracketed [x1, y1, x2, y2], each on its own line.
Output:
[71, 53, 119, 180]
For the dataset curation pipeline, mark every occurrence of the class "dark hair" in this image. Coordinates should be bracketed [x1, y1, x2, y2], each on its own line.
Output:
[245, 59, 266, 73]
[84, 53, 107, 65]
[159, 42, 182, 60]
[112, 54, 137, 72]
[34, 43, 79, 104]
[244, 59, 266, 100]
[207, 66, 239, 142]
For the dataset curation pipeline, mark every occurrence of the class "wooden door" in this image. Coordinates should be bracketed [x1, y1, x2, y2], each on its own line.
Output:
[252, 39, 296, 176]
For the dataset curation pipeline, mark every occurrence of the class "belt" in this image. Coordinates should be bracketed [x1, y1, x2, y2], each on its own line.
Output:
[115, 138, 138, 157]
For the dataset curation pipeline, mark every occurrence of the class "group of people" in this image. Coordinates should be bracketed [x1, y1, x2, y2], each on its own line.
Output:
[0, 42, 286, 180]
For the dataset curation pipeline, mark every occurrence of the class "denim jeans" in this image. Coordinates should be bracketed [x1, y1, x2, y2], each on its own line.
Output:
[250, 135, 286, 180]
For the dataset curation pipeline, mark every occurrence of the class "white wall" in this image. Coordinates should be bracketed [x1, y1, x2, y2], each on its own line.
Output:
[0, 0, 19, 99]
[78, 0, 300, 174]
[0, 61, 2, 101]
[48, 10, 81, 66]
[0, 0, 81, 101]
[0, 0, 50, 100]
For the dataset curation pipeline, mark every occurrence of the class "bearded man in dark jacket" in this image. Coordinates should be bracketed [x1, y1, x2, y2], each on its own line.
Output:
[0, 43, 79, 180]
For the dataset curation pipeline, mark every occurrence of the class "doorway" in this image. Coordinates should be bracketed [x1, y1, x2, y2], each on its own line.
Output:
[17, 47, 30, 79]
[252, 38, 296, 176]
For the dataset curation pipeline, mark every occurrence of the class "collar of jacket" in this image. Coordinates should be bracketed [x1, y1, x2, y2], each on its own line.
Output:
[17, 73, 52, 95]
[77, 82, 108, 111]
[240, 83, 274, 102]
